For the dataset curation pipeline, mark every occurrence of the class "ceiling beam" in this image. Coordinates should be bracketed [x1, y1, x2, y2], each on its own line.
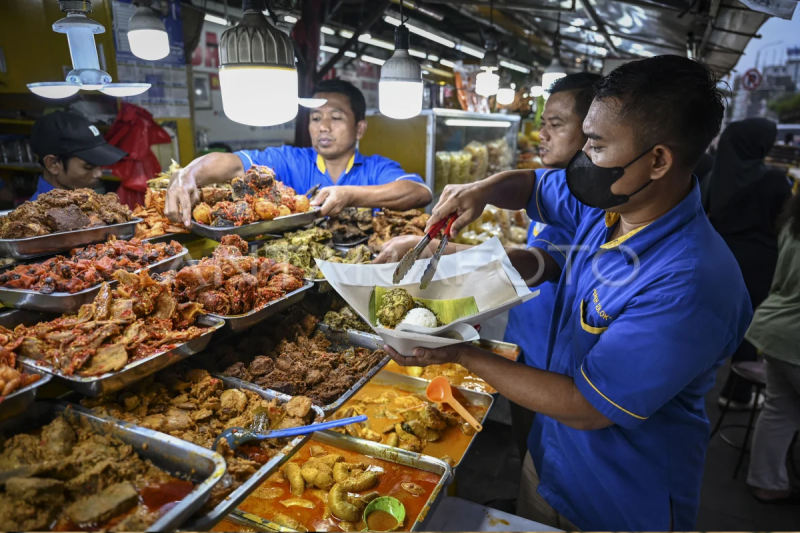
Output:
[578, 0, 626, 57]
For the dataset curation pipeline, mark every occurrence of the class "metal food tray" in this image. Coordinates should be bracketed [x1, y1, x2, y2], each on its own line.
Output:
[225, 430, 452, 532]
[223, 325, 390, 416]
[307, 277, 333, 293]
[473, 338, 521, 362]
[343, 369, 494, 469]
[332, 235, 369, 248]
[0, 401, 227, 532]
[142, 231, 196, 245]
[0, 217, 143, 260]
[181, 260, 314, 333]
[0, 367, 52, 422]
[178, 375, 325, 530]
[0, 246, 188, 314]
[2, 309, 226, 397]
[190, 208, 321, 241]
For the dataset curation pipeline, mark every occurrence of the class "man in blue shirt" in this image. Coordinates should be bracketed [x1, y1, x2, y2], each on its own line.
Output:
[375, 72, 600, 460]
[385, 55, 752, 530]
[28, 111, 127, 201]
[165, 79, 430, 226]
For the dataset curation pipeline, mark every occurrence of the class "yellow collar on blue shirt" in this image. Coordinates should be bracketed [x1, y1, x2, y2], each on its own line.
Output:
[316, 154, 356, 176]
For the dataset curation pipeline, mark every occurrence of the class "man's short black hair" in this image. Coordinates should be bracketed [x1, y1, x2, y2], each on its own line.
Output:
[594, 55, 725, 168]
[312, 78, 367, 122]
[548, 72, 602, 118]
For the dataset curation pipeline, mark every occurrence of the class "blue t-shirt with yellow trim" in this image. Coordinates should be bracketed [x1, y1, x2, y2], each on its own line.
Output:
[235, 146, 426, 195]
[525, 168, 751, 530]
[30, 176, 56, 202]
[504, 222, 572, 370]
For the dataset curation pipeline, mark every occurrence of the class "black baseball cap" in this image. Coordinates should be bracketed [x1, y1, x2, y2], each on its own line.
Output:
[30, 111, 127, 166]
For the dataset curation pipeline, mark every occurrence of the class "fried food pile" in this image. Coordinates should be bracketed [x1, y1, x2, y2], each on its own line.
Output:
[13, 269, 209, 377]
[133, 189, 189, 239]
[0, 414, 195, 531]
[0, 237, 183, 294]
[82, 366, 316, 510]
[0, 326, 40, 397]
[0, 189, 132, 239]
[454, 205, 529, 248]
[368, 209, 429, 253]
[322, 305, 371, 334]
[191, 165, 311, 227]
[258, 228, 372, 280]
[333, 384, 486, 466]
[328, 207, 373, 245]
[171, 235, 305, 315]
[216, 311, 387, 406]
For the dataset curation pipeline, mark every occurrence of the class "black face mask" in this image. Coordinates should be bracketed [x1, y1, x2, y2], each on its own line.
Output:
[566, 146, 656, 210]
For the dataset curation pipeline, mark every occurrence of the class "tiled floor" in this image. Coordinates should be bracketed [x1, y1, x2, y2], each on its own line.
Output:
[454, 362, 800, 530]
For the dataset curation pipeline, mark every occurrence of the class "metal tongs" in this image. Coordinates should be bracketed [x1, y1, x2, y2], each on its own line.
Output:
[393, 213, 457, 290]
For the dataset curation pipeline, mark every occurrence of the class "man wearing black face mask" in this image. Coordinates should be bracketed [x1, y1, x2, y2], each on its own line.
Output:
[383, 55, 752, 530]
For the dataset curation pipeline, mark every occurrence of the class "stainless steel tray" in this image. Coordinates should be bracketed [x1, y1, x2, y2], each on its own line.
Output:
[182, 259, 314, 333]
[307, 277, 333, 293]
[332, 235, 369, 248]
[4, 310, 226, 397]
[0, 217, 142, 260]
[225, 430, 451, 532]
[0, 246, 188, 314]
[191, 209, 321, 241]
[223, 325, 390, 415]
[0, 401, 227, 532]
[143, 231, 196, 245]
[181, 375, 325, 530]
[473, 338, 521, 362]
[342, 369, 494, 468]
[0, 367, 52, 422]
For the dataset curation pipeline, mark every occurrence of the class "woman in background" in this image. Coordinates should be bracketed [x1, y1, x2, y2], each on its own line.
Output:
[707, 118, 792, 409]
[745, 192, 800, 503]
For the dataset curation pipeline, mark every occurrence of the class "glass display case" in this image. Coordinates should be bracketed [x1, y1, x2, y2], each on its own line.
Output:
[360, 109, 520, 205]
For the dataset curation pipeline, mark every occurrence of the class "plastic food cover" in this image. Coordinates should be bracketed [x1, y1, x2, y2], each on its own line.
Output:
[315, 237, 538, 356]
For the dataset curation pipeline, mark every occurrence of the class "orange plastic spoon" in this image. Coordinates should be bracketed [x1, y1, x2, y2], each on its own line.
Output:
[426, 376, 483, 432]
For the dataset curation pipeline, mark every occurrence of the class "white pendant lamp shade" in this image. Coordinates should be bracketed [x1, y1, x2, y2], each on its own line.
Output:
[380, 79, 423, 119]
[220, 67, 299, 126]
[28, 82, 81, 99]
[27, 4, 151, 98]
[127, 4, 169, 60]
[379, 26, 423, 119]
[542, 62, 566, 93]
[475, 70, 499, 97]
[218, 0, 298, 126]
[496, 86, 515, 105]
[530, 85, 544, 98]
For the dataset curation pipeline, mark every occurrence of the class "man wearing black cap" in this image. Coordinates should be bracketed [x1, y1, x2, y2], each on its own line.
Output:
[29, 111, 127, 201]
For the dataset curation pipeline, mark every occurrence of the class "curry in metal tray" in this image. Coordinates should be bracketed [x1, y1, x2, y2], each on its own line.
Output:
[331, 382, 487, 467]
[218, 441, 441, 532]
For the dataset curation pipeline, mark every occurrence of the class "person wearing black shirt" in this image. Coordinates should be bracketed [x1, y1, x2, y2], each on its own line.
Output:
[707, 118, 792, 409]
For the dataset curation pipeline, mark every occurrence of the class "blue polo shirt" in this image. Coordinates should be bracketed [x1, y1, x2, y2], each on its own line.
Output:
[525, 169, 751, 530]
[504, 223, 572, 369]
[235, 146, 426, 195]
[30, 176, 56, 201]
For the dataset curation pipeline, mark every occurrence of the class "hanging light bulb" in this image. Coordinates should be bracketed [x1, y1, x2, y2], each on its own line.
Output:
[476, 2, 500, 98]
[218, 0, 298, 126]
[530, 85, 544, 98]
[379, 4, 423, 119]
[543, 11, 567, 95]
[128, 1, 170, 61]
[496, 80, 515, 105]
[27, 1, 151, 99]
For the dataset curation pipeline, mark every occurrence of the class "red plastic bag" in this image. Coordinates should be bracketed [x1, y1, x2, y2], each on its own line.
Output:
[105, 103, 172, 208]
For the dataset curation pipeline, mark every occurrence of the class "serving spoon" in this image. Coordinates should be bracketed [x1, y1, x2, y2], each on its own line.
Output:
[212, 415, 367, 453]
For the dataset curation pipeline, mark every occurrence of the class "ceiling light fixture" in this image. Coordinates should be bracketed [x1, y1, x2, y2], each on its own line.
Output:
[530, 85, 544, 97]
[284, 15, 297, 24]
[128, 1, 169, 60]
[28, 1, 151, 99]
[358, 34, 395, 51]
[456, 43, 485, 59]
[384, 16, 455, 48]
[445, 119, 511, 128]
[439, 58, 455, 68]
[321, 26, 335, 35]
[362, 55, 386, 66]
[543, 13, 567, 95]
[379, 2, 423, 120]
[499, 60, 530, 74]
[204, 13, 230, 26]
[409, 49, 427, 59]
[218, 0, 297, 126]
[496, 86, 515, 105]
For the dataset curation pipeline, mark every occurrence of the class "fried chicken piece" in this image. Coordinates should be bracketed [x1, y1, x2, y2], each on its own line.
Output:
[253, 198, 280, 221]
[192, 203, 212, 225]
[201, 187, 232, 206]
[220, 235, 249, 255]
[223, 273, 258, 315]
[175, 265, 224, 300]
[267, 273, 304, 293]
[197, 290, 231, 315]
[267, 262, 304, 279]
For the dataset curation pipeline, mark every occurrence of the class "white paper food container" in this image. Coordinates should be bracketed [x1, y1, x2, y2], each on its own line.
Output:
[316, 237, 538, 356]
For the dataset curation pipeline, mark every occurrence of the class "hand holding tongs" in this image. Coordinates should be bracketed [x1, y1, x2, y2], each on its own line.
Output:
[393, 213, 457, 289]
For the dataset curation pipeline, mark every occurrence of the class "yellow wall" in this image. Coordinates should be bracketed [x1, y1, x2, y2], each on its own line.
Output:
[359, 115, 428, 181]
